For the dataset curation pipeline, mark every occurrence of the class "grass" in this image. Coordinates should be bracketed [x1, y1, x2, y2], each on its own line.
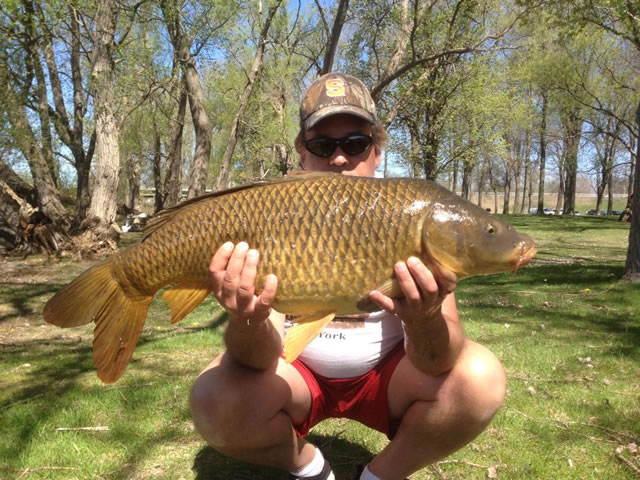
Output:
[0, 216, 638, 479]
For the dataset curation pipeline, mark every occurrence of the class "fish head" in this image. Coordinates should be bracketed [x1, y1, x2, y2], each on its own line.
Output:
[422, 201, 537, 279]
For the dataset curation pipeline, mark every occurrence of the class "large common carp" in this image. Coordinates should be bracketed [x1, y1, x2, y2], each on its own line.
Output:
[44, 172, 536, 382]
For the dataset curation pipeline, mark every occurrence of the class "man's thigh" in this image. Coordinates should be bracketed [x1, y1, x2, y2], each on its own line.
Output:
[386, 339, 504, 422]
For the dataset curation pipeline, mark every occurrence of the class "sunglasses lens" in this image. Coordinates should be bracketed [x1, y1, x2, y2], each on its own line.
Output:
[305, 138, 336, 157]
[341, 135, 372, 155]
[305, 135, 373, 157]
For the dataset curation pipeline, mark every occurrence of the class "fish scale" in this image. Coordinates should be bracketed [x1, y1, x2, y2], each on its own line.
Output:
[44, 172, 536, 382]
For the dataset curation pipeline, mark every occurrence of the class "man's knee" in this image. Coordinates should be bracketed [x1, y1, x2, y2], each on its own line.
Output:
[451, 340, 506, 423]
[190, 369, 251, 451]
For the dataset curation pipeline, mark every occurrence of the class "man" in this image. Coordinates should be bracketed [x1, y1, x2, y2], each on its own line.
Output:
[190, 73, 506, 480]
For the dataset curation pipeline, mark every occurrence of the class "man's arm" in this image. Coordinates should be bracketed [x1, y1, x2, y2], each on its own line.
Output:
[368, 257, 465, 376]
[209, 242, 283, 370]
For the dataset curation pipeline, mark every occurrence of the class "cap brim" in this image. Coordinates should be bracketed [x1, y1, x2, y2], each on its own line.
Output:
[304, 105, 376, 131]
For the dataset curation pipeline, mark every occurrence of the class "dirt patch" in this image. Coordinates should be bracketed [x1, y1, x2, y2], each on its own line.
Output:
[0, 254, 96, 285]
[0, 254, 98, 343]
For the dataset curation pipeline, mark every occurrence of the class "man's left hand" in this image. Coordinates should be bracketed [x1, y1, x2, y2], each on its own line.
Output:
[368, 257, 456, 324]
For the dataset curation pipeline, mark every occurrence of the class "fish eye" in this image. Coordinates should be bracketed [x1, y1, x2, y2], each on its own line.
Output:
[486, 224, 496, 235]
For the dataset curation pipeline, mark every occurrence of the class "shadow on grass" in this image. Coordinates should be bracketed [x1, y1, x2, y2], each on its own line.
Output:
[0, 318, 221, 470]
[0, 283, 61, 324]
[191, 432, 374, 480]
[0, 340, 96, 465]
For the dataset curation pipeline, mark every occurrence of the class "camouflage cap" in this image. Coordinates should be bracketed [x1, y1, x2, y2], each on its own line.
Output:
[300, 73, 377, 131]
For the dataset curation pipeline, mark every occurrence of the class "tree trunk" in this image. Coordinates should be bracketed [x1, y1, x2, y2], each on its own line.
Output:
[556, 160, 565, 213]
[164, 75, 188, 208]
[409, 125, 420, 178]
[512, 139, 521, 213]
[629, 133, 636, 198]
[74, 133, 94, 229]
[0, 179, 61, 254]
[520, 130, 531, 213]
[152, 102, 164, 213]
[421, 131, 440, 181]
[452, 158, 459, 194]
[461, 162, 473, 200]
[622, 101, 640, 280]
[503, 173, 511, 214]
[127, 155, 141, 213]
[521, 161, 529, 213]
[184, 55, 212, 198]
[0, 62, 68, 229]
[320, 0, 348, 74]
[595, 175, 605, 215]
[476, 166, 485, 208]
[0, 159, 36, 205]
[537, 91, 547, 215]
[70, 5, 93, 224]
[606, 171, 613, 215]
[161, 0, 212, 199]
[86, 0, 120, 235]
[216, 0, 283, 190]
[562, 110, 582, 215]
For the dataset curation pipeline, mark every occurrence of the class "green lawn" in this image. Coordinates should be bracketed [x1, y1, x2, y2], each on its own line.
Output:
[1, 215, 638, 479]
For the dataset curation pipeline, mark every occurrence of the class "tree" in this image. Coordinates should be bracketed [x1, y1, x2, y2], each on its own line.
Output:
[161, 0, 208, 199]
[551, 0, 640, 278]
[215, 0, 283, 190]
[0, 1, 68, 231]
[37, 1, 95, 224]
[85, 0, 120, 237]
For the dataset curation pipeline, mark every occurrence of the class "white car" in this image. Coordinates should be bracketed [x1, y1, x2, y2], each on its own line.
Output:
[528, 208, 554, 215]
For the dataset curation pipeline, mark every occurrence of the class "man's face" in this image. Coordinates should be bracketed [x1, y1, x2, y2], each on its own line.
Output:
[300, 114, 382, 177]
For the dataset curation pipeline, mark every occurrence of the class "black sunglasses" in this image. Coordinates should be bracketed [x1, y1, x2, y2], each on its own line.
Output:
[304, 134, 373, 157]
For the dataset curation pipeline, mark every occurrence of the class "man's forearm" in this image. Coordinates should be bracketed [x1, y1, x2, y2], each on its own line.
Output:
[224, 314, 283, 370]
[403, 295, 464, 376]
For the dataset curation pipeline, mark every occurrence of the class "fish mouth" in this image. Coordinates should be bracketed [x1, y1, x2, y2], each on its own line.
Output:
[513, 244, 537, 274]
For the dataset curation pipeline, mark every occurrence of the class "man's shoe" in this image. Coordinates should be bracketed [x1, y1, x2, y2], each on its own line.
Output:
[288, 457, 335, 480]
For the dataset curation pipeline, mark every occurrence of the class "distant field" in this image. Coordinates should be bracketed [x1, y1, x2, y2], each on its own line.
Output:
[0, 215, 638, 479]
[469, 192, 629, 214]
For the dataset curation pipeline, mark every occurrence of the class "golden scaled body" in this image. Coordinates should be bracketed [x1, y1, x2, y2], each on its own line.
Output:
[118, 174, 426, 315]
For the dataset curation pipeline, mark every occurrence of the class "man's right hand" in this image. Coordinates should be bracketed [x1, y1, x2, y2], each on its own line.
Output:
[208, 241, 278, 325]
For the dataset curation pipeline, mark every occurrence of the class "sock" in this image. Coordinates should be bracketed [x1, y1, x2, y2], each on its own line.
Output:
[290, 446, 326, 478]
[360, 465, 381, 480]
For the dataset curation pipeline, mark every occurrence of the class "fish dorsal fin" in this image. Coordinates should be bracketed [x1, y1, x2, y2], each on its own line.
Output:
[143, 172, 338, 237]
[283, 312, 336, 363]
[356, 278, 402, 312]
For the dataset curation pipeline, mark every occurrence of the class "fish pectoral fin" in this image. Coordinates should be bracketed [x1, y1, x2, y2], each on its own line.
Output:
[356, 279, 402, 312]
[161, 280, 211, 324]
[283, 312, 336, 363]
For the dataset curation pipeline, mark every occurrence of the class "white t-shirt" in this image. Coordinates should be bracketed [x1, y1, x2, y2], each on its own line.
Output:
[285, 310, 405, 378]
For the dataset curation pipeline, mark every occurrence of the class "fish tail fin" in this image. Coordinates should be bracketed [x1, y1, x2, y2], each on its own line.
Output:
[44, 258, 152, 383]
[161, 279, 211, 324]
[283, 312, 335, 363]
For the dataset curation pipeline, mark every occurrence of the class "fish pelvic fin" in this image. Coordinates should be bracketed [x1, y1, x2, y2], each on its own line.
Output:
[43, 258, 153, 383]
[283, 312, 336, 363]
[161, 280, 211, 324]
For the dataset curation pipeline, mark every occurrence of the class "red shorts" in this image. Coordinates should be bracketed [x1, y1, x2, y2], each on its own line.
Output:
[290, 342, 405, 439]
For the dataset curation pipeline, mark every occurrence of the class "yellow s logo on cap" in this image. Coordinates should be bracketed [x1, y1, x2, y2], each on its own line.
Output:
[325, 78, 345, 97]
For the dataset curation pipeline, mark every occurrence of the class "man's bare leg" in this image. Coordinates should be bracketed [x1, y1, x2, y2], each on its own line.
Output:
[190, 352, 316, 471]
[368, 340, 506, 480]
